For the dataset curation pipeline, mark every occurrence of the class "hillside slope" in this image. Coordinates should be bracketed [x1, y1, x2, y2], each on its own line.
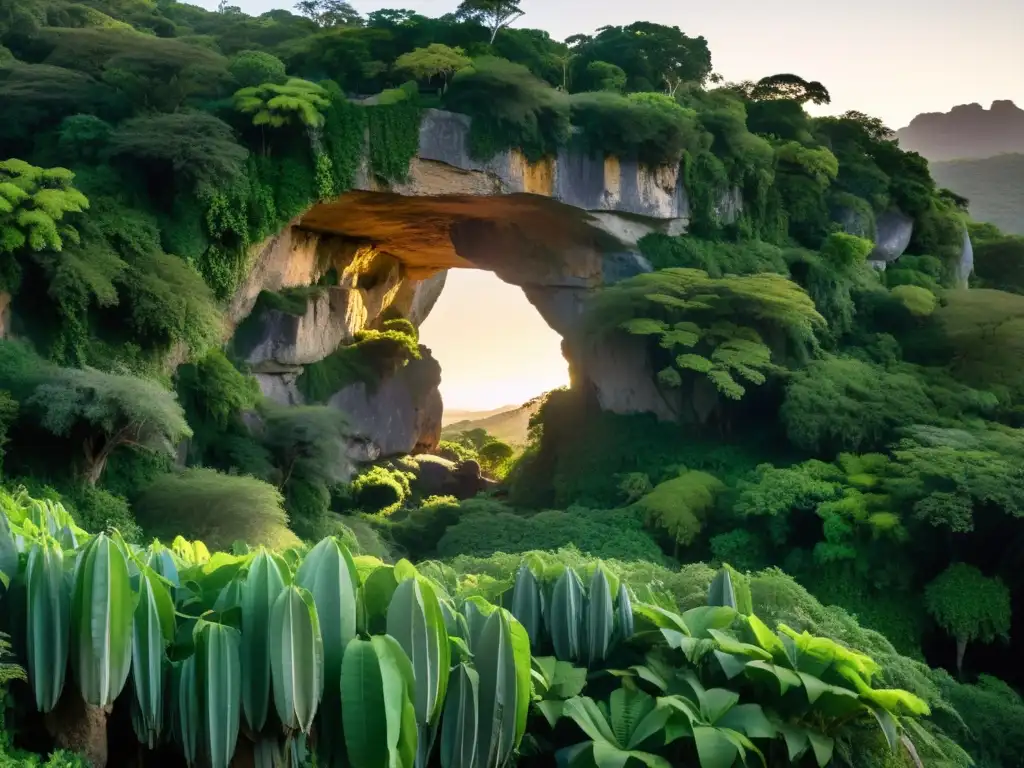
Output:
[930, 154, 1024, 234]
[441, 398, 542, 445]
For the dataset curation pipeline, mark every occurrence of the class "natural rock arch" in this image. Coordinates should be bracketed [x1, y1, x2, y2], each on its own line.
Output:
[225, 107, 955, 459]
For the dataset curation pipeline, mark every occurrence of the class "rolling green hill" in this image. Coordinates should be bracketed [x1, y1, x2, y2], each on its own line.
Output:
[930, 153, 1024, 234]
[441, 397, 543, 446]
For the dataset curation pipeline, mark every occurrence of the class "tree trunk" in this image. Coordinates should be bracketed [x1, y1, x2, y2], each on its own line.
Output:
[955, 635, 967, 678]
[44, 687, 110, 768]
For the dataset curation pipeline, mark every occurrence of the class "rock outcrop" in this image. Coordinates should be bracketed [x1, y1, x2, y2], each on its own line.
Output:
[869, 210, 915, 265]
[326, 346, 442, 457]
[230, 108, 948, 458]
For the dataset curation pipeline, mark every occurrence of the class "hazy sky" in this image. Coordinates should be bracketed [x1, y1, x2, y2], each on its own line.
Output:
[418, 270, 570, 411]
[193, 0, 1023, 411]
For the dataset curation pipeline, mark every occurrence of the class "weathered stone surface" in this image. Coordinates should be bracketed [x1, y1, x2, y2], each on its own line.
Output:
[412, 454, 492, 499]
[955, 226, 974, 288]
[327, 346, 443, 457]
[413, 109, 691, 221]
[571, 334, 677, 421]
[834, 205, 875, 239]
[869, 210, 914, 264]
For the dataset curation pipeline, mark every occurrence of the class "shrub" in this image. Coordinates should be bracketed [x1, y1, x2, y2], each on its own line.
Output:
[436, 502, 665, 563]
[349, 464, 412, 515]
[134, 468, 299, 551]
[567, 91, 705, 166]
[444, 56, 570, 161]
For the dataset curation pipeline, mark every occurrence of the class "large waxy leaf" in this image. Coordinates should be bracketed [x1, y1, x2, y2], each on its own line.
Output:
[362, 564, 400, 634]
[615, 582, 634, 643]
[387, 577, 450, 729]
[71, 533, 134, 707]
[475, 608, 530, 768]
[176, 656, 200, 766]
[241, 549, 285, 732]
[194, 620, 242, 768]
[510, 564, 544, 647]
[583, 567, 614, 666]
[549, 568, 584, 662]
[270, 585, 324, 733]
[707, 569, 737, 609]
[146, 541, 180, 586]
[25, 539, 69, 712]
[341, 635, 417, 768]
[294, 537, 357, 762]
[0, 509, 20, 586]
[131, 566, 175, 747]
[294, 537, 358, 686]
[440, 663, 478, 768]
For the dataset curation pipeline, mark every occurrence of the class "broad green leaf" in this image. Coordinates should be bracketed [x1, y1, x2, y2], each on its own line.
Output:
[341, 636, 414, 768]
[25, 539, 69, 712]
[194, 620, 242, 768]
[537, 699, 564, 728]
[387, 577, 449, 730]
[716, 704, 775, 739]
[510, 564, 544, 647]
[698, 688, 739, 725]
[777, 723, 809, 762]
[626, 704, 672, 750]
[797, 671, 830, 704]
[440, 663, 478, 768]
[476, 608, 528, 767]
[862, 687, 930, 716]
[693, 726, 741, 768]
[132, 567, 174, 747]
[240, 549, 285, 732]
[584, 567, 615, 666]
[592, 741, 670, 768]
[564, 696, 619, 746]
[177, 656, 199, 766]
[362, 564, 399, 634]
[681, 606, 738, 638]
[550, 568, 584, 662]
[744, 660, 801, 695]
[707, 569, 736, 609]
[869, 704, 901, 752]
[707, 629, 772, 660]
[295, 537, 357, 761]
[270, 586, 324, 733]
[71, 533, 134, 707]
[745, 614, 784, 655]
[634, 603, 690, 634]
[807, 731, 835, 767]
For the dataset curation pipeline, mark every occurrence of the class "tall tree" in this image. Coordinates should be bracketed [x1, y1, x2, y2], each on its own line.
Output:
[294, 0, 361, 28]
[455, 0, 525, 44]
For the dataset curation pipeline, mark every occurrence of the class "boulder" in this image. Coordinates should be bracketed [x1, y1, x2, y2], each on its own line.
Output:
[412, 454, 493, 499]
[327, 346, 442, 458]
[869, 210, 914, 264]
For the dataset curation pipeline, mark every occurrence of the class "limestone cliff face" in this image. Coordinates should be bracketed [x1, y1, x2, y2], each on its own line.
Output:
[228, 109, 970, 460]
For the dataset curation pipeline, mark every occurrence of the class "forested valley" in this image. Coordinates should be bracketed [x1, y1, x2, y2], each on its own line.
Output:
[2, 0, 1024, 766]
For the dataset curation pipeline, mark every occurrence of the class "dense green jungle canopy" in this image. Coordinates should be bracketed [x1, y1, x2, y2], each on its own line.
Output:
[3, 0, 1024, 765]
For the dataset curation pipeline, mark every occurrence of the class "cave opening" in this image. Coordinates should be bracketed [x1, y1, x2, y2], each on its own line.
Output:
[418, 268, 570, 419]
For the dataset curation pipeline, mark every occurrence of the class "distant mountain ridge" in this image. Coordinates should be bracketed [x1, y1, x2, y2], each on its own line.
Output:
[895, 100, 1024, 234]
[441, 397, 545, 446]
[896, 100, 1024, 161]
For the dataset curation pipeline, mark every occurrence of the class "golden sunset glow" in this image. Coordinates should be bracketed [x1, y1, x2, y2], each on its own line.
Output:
[417, 269, 570, 412]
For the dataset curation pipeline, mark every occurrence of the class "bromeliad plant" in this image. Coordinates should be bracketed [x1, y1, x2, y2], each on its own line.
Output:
[0, 492, 943, 768]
